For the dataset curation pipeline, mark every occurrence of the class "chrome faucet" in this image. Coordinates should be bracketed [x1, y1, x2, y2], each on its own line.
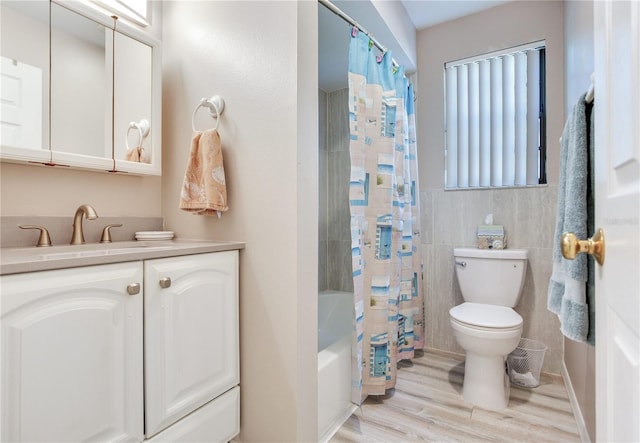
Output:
[70, 204, 98, 245]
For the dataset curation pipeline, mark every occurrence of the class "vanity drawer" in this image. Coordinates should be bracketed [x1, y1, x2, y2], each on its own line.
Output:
[146, 386, 239, 443]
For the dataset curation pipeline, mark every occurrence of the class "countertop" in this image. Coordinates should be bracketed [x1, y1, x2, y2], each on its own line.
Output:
[0, 240, 245, 275]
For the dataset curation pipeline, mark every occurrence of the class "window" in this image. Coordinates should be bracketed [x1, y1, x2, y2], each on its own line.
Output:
[88, 0, 150, 26]
[444, 41, 546, 189]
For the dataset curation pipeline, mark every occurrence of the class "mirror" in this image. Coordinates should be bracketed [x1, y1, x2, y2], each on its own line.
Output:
[0, 0, 161, 175]
[51, 2, 112, 163]
[0, 0, 50, 163]
[112, 18, 160, 175]
[114, 31, 153, 166]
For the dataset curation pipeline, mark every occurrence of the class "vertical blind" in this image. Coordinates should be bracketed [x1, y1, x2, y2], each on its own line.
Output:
[445, 41, 546, 189]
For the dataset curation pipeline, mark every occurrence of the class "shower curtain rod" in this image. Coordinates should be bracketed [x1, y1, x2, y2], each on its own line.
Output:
[318, 0, 399, 68]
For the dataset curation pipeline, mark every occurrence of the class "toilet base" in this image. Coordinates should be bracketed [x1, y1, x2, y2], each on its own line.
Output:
[462, 352, 510, 411]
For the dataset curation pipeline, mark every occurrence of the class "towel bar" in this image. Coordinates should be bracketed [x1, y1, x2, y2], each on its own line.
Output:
[192, 95, 225, 132]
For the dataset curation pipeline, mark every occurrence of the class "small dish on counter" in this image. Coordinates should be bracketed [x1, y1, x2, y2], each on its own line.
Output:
[135, 231, 174, 241]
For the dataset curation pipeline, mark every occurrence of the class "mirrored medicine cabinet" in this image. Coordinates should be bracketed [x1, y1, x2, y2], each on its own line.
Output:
[0, 0, 161, 175]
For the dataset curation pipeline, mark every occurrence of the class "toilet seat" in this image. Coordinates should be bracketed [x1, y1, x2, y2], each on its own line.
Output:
[450, 302, 523, 329]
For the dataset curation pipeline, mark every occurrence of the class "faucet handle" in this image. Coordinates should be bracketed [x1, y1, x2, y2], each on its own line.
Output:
[100, 224, 123, 243]
[18, 225, 53, 247]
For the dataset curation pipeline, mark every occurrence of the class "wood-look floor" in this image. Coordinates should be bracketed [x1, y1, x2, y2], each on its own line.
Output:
[330, 350, 581, 443]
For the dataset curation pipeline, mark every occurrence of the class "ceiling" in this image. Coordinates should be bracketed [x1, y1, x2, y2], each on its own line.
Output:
[400, 0, 510, 30]
[319, 0, 510, 92]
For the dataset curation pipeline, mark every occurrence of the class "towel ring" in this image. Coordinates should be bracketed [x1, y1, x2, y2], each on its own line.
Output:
[126, 119, 150, 151]
[191, 95, 225, 132]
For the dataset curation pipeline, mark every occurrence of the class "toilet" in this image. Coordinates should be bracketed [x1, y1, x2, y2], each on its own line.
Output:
[449, 247, 528, 411]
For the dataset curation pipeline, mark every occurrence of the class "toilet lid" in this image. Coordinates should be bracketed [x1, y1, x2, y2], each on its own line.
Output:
[450, 302, 523, 329]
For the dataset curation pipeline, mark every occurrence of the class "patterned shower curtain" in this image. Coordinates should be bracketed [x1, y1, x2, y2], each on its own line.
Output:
[348, 29, 424, 404]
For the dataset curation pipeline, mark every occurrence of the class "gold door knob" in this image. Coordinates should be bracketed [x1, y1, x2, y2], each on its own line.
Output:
[561, 228, 605, 266]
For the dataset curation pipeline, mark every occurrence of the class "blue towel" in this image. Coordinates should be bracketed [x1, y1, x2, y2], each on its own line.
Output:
[547, 93, 595, 345]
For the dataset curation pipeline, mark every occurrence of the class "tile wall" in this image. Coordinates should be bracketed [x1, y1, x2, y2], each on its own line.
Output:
[319, 90, 328, 291]
[318, 88, 353, 293]
[421, 185, 563, 374]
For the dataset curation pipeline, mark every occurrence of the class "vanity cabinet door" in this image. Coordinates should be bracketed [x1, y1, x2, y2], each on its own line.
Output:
[0, 262, 144, 443]
[144, 251, 239, 438]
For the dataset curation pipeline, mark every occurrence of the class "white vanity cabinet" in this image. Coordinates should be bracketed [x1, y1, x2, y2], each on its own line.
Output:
[144, 251, 239, 440]
[0, 249, 240, 443]
[0, 262, 145, 442]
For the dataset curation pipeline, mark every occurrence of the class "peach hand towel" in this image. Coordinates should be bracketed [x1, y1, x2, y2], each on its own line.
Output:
[124, 146, 150, 163]
[125, 146, 141, 162]
[179, 129, 228, 216]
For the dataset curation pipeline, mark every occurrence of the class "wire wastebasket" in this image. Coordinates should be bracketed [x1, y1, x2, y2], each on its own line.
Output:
[507, 338, 547, 388]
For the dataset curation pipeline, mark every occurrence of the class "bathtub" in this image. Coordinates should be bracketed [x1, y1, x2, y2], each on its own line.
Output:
[318, 290, 356, 442]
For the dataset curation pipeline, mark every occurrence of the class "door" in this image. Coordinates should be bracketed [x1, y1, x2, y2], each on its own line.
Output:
[0, 55, 50, 163]
[0, 56, 43, 150]
[594, 1, 640, 441]
[0, 263, 144, 442]
[144, 251, 239, 438]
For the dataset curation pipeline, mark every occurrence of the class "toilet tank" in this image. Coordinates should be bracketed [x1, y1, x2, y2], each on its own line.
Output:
[453, 248, 528, 307]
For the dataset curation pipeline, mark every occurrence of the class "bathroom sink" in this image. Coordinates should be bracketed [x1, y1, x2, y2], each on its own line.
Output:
[1, 239, 245, 276]
[38, 244, 175, 260]
[8, 241, 176, 261]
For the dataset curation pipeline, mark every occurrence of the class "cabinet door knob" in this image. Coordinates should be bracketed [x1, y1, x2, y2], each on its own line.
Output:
[127, 283, 141, 295]
[159, 277, 172, 288]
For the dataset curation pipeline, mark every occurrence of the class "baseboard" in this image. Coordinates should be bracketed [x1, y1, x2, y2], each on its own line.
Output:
[561, 361, 592, 443]
[423, 346, 465, 361]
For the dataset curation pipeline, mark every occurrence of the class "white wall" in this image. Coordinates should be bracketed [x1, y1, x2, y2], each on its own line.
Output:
[0, 163, 162, 217]
[565, 1, 595, 113]
[417, 1, 564, 190]
[371, 0, 417, 69]
[160, 1, 318, 441]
